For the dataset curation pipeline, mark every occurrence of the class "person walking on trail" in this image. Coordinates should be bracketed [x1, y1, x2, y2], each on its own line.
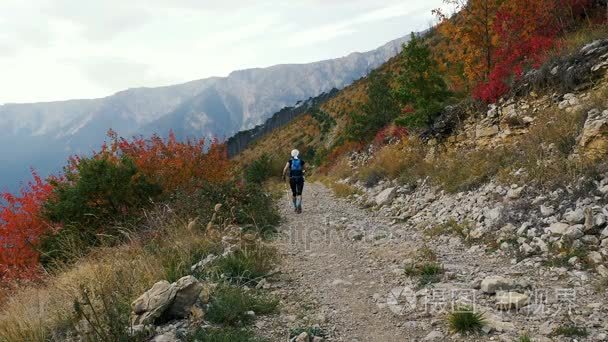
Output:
[283, 149, 306, 213]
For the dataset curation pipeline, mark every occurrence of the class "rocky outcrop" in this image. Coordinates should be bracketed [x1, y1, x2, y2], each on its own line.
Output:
[131, 276, 203, 326]
[579, 108, 608, 160]
[518, 39, 608, 95]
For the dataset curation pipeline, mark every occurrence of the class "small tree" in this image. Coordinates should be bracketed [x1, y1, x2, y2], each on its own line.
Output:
[347, 71, 400, 141]
[395, 33, 451, 128]
[245, 154, 274, 184]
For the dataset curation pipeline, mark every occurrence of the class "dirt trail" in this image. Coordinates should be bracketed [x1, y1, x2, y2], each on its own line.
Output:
[258, 183, 418, 341]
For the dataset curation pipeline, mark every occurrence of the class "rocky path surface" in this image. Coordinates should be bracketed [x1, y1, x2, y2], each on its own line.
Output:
[256, 183, 608, 342]
[266, 183, 412, 341]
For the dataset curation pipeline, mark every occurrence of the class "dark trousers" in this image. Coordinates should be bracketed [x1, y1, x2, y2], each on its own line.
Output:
[289, 177, 304, 196]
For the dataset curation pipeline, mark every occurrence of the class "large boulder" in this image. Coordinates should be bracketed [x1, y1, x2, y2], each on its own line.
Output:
[375, 187, 397, 206]
[168, 276, 204, 318]
[131, 281, 177, 325]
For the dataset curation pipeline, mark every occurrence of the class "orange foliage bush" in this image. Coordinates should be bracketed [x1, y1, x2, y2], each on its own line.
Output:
[99, 130, 231, 192]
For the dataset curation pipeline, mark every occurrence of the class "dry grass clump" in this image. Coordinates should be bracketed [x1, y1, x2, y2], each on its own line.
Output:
[558, 24, 608, 56]
[357, 138, 429, 187]
[330, 156, 354, 180]
[430, 147, 513, 193]
[315, 176, 362, 198]
[330, 182, 363, 198]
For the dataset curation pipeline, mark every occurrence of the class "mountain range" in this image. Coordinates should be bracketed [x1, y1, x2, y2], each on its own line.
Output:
[0, 34, 411, 191]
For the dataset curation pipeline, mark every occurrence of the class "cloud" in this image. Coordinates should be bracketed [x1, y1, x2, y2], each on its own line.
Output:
[44, 0, 152, 41]
[0, 0, 447, 103]
[80, 57, 171, 90]
[286, 1, 436, 48]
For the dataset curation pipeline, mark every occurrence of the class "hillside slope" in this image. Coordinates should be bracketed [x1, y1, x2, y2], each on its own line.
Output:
[236, 36, 608, 341]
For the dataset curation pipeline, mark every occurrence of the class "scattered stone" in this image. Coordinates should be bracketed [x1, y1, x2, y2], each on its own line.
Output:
[540, 205, 555, 217]
[564, 225, 584, 239]
[506, 187, 524, 199]
[295, 332, 309, 342]
[191, 254, 217, 273]
[597, 265, 608, 277]
[564, 208, 585, 224]
[483, 311, 516, 333]
[495, 291, 529, 310]
[375, 187, 397, 206]
[588, 251, 603, 265]
[151, 332, 179, 342]
[547, 222, 569, 236]
[476, 125, 499, 138]
[423, 330, 444, 341]
[480, 276, 515, 294]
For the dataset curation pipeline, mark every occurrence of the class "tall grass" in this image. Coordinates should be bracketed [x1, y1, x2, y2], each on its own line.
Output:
[0, 212, 221, 342]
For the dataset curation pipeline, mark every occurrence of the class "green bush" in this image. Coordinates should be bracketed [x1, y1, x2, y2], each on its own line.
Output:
[518, 334, 532, 342]
[40, 156, 162, 267]
[174, 182, 280, 237]
[207, 246, 277, 285]
[45, 156, 161, 227]
[206, 286, 278, 326]
[310, 108, 336, 136]
[448, 307, 485, 334]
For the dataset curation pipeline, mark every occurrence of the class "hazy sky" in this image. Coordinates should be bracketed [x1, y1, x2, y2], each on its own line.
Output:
[0, 0, 451, 104]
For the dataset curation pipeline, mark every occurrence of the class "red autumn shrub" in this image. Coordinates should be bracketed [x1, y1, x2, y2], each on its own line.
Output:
[373, 125, 409, 146]
[0, 172, 54, 281]
[474, 0, 593, 103]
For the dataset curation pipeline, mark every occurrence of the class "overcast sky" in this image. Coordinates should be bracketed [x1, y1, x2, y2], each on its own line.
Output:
[0, 0, 451, 104]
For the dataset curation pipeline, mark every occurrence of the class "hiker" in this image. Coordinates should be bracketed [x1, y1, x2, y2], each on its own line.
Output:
[283, 149, 305, 213]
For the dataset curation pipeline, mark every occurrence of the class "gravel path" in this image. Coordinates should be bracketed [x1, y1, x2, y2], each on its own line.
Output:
[256, 183, 608, 342]
[269, 183, 413, 341]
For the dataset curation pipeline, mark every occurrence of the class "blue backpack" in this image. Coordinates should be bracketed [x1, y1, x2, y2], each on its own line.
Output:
[290, 158, 303, 177]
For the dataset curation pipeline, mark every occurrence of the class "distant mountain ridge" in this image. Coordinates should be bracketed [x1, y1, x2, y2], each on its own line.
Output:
[0, 34, 412, 191]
